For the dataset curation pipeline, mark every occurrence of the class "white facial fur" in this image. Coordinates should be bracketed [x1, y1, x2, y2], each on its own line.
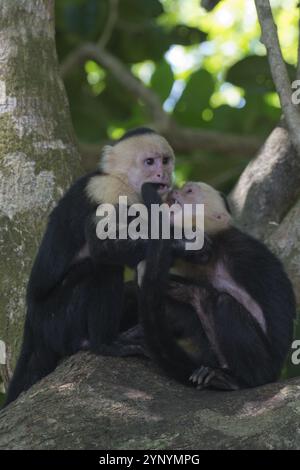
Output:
[100, 133, 175, 195]
[170, 182, 232, 233]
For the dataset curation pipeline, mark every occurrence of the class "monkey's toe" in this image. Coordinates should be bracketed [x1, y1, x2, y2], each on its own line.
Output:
[190, 366, 239, 391]
[189, 365, 213, 388]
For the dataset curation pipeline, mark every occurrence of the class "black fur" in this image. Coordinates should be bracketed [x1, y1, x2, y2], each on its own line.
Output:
[139, 183, 296, 389]
[219, 191, 232, 214]
[116, 127, 156, 143]
[4, 171, 146, 406]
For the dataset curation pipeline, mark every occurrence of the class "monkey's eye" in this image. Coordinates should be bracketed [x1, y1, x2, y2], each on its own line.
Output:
[185, 188, 193, 194]
[145, 158, 155, 166]
[163, 156, 170, 165]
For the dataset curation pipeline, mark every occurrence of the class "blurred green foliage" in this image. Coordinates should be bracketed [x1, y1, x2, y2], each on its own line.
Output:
[55, 0, 298, 193]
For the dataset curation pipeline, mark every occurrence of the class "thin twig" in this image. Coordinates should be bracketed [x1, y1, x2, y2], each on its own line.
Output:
[61, 42, 169, 129]
[297, 3, 300, 80]
[60, 43, 262, 156]
[98, 0, 119, 49]
[254, 0, 300, 156]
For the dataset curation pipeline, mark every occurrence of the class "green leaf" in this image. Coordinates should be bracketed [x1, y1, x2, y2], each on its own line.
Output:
[227, 55, 296, 94]
[150, 60, 174, 103]
[118, 0, 163, 22]
[210, 98, 280, 136]
[169, 24, 206, 46]
[173, 69, 215, 126]
[115, 25, 174, 63]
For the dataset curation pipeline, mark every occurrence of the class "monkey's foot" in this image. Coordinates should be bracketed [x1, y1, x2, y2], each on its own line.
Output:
[98, 340, 150, 358]
[189, 366, 239, 391]
[118, 324, 145, 344]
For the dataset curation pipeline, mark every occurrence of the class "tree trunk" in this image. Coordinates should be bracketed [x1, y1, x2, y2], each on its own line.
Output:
[0, 352, 299, 450]
[0, 0, 82, 389]
[230, 124, 300, 240]
[230, 124, 300, 309]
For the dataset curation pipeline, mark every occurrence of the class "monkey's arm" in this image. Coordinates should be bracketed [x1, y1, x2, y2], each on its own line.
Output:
[167, 281, 240, 390]
[172, 235, 213, 264]
[167, 281, 228, 370]
[137, 183, 202, 378]
[85, 211, 149, 269]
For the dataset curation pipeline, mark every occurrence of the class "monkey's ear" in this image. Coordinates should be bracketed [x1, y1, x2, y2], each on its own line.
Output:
[219, 192, 232, 214]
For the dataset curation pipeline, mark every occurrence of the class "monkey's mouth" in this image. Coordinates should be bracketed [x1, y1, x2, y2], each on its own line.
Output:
[168, 196, 182, 207]
[151, 183, 170, 194]
[158, 184, 168, 192]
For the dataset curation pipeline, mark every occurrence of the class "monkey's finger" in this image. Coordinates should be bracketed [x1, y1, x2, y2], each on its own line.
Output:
[189, 365, 211, 385]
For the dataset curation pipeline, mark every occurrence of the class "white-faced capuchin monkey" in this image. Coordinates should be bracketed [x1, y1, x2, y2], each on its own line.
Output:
[139, 182, 296, 390]
[4, 127, 175, 407]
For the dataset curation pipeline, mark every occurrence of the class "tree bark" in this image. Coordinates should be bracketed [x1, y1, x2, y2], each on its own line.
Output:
[230, 124, 300, 305]
[0, 0, 82, 388]
[230, 124, 300, 240]
[0, 352, 299, 450]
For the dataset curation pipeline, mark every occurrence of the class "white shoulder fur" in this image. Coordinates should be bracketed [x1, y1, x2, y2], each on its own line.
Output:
[86, 174, 141, 206]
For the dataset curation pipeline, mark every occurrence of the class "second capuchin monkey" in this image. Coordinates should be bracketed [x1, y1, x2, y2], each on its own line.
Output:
[139, 182, 295, 390]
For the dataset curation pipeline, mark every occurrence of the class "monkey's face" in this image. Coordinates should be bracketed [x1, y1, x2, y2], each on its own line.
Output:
[169, 182, 232, 232]
[126, 135, 175, 195]
[169, 183, 205, 210]
[130, 151, 174, 195]
[101, 134, 175, 196]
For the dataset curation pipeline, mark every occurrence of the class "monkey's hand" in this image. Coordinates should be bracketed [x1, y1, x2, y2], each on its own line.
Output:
[141, 182, 163, 208]
[98, 325, 151, 358]
[98, 343, 148, 358]
[167, 280, 199, 305]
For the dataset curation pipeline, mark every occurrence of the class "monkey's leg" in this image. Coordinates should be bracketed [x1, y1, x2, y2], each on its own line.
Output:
[168, 281, 228, 370]
[212, 293, 276, 387]
[120, 281, 140, 332]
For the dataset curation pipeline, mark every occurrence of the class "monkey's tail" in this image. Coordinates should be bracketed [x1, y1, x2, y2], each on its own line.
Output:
[3, 316, 56, 408]
[140, 183, 196, 384]
[3, 321, 33, 407]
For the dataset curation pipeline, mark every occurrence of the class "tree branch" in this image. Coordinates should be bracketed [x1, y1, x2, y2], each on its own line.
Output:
[60, 43, 170, 129]
[297, 4, 300, 80]
[230, 124, 300, 240]
[1, 352, 300, 450]
[165, 123, 262, 157]
[97, 0, 119, 49]
[61, 44, 262, 157]
[254, 0, 300, 156]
